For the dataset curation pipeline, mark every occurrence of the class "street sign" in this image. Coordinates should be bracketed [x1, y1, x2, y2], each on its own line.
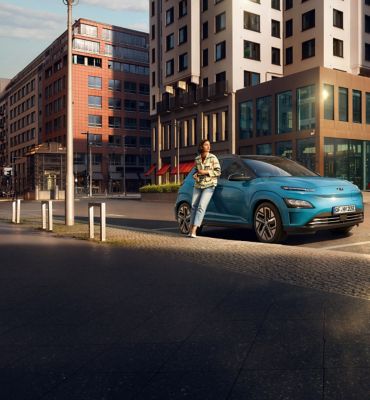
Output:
[3, 167, 12, 176]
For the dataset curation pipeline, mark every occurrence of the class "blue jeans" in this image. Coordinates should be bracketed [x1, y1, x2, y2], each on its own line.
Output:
[190, 186, 215, 228]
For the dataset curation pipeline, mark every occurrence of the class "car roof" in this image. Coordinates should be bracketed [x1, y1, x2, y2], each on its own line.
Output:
[218, 154, 286, 162]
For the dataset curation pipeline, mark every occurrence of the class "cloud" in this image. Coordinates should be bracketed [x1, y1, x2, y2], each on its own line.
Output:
[0, 3, 64, 40]
[81, 0, 148, 12]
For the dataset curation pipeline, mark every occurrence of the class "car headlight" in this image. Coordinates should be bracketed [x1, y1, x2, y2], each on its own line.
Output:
[281, 186, 315, 192]
[284, 198, 314, 208]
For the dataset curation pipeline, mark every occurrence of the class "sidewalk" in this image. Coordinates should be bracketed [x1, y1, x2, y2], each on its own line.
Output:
[0, 221, 369, 399]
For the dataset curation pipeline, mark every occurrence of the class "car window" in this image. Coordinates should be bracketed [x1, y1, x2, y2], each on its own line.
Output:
[221, 159, 251, 180]
[243, 158, 317, 177]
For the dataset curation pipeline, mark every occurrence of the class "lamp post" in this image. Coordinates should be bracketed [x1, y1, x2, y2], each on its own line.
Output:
[63, 0, 78, 226]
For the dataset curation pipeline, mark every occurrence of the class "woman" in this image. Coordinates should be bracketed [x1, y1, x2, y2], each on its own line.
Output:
[189, 139, 221, 238]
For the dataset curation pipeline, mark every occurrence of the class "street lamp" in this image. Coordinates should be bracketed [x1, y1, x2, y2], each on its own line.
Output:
[63, 0, 78, 226]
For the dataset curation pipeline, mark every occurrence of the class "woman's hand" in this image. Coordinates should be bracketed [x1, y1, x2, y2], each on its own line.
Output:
[197, 169, 209, 175]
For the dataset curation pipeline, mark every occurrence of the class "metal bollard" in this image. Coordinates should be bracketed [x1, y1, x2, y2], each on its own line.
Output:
[41, 200, 53, 231]
[11, 199, 21, 224]
[88, 202, 106, 242]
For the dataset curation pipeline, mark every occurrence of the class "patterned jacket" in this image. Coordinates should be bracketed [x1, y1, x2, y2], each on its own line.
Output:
[194, 153, 221, 189]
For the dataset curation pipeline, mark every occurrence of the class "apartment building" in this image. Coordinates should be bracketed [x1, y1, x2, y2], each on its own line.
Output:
[0, 18, 150, 196]
[150, 0, 370, 189]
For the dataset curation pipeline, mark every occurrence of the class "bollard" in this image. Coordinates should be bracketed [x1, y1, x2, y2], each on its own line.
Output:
[11, 199, 21, 224]
[88, 202, 106, 242]
[41, 200, 53, 231]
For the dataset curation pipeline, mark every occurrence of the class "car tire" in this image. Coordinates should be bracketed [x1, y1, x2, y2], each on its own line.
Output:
[254, 202, 286, 243]
[177, 202, 191, 234]
[330, 226, 353, 236]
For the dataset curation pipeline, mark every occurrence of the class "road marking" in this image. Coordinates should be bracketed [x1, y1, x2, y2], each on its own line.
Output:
[319, 240, 370, 250]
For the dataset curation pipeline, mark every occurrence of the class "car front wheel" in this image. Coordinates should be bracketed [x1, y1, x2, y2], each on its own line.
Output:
[177, 202, 191, 234]
[254, 202, 286, 243]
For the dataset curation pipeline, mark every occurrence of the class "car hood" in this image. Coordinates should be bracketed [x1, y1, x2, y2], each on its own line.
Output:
[262, 176, 360, 195]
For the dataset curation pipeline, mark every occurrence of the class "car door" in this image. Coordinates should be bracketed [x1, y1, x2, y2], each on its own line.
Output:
[209, 159, 253, 224]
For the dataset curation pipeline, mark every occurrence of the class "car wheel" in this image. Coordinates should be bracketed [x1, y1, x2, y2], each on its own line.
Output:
[177, 202, 191, 234]
[254, 202, 286, 243]
[330, 226, 353, 236]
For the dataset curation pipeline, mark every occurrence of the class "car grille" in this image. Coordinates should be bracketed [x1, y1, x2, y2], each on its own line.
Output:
[306, 212, 364, 227]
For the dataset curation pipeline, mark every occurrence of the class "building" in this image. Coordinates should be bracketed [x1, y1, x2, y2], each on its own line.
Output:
[0, 18, 150, 196]
[150, 0, 370, 189]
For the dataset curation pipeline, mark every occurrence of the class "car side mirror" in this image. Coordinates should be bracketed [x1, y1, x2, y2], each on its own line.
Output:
[228, 173, 252, 181]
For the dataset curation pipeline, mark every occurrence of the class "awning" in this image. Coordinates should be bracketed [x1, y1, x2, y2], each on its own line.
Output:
[156, 164, 171, 176]
[170, 162, 195, 175]
[144, 164, 156, 176]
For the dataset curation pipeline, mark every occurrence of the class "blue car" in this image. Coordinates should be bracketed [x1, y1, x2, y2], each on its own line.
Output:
[175, 155, 364, 243]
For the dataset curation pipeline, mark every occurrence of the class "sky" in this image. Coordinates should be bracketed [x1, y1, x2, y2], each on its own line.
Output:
[0, 0, 149, 79]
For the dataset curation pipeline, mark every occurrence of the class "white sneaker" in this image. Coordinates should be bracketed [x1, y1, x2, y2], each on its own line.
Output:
[189, 233, 197, 238]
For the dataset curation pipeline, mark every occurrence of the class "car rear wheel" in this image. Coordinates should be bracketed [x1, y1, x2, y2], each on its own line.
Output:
[330, 226, 353, 236]
[254, 202, 286, 243]
[177, 202, 191, 234]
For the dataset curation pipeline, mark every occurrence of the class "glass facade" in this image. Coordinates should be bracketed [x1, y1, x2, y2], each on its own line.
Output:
[239, 100, 253, 139]
[338, 87, 348, 122]
[297, 85, 316, 131]
[366, 93, 370, 124]
[276, 141, 292, 158]
[256, 143, 272, 155]
[296, 138, 316, 172]
[256, 96, 272, 136]
[276, 91, 292, 134]
[323, 84, 334, 120]
[352, 90, 362, 123]
[324, 138, 369, 189]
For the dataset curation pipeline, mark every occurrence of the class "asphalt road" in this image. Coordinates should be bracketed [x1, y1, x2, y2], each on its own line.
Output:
[0, 197, 369, 256]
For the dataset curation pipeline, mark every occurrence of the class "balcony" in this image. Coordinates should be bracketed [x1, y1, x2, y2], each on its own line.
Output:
[157, 81, 228, 114]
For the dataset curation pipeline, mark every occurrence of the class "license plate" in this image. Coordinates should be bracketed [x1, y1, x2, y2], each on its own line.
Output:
[333, 205, 356, 214]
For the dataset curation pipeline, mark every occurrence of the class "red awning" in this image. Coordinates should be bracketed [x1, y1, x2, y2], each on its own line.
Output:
[170, 162, 195, 175]
[156, 164, 171, 176]
[144, 164, 156, 176]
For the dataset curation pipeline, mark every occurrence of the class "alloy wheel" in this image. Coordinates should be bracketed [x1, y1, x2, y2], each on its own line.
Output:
[177, 202, 191, 234]
[254, 203, 281, 243]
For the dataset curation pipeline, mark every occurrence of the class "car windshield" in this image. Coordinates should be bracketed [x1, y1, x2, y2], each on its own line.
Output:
[242, 157, 317, 177]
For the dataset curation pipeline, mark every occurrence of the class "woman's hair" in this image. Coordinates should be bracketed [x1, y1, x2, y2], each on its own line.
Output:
[198, 139, 210, 154]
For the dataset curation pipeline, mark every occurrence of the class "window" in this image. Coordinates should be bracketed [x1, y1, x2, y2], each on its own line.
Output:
[109, 116, 121, 128]
[285, 0, 293, 10]
[124, 117, 137, 129]
[285, 46, 293, 64]
[297, 138, 316, 172]
[124, 99, 137, 111]
[139, 83, 150, 95]
[239, 100, 253, 139]
[323, 84, 334, 120]
[166, 59, 174, 76]
[244, 40, 260, 60]
[333, 9, 343, 29]
[366, 15, 370, 33]
[215, 41, 226, 61]
[151, 1, 155, 17]
[179, 53, 188, 71]
[215, 12, 226, 32]
[202, 0, 208, 11]
[297, 85, 316, 130]
[272, 0, 280, 10]
[366, 93, 370, 124]
[203, 21, 208, 39]
[244, 12, 260, 32]
[276, 141, 292, 158]
[333, 38, 343, 57]
[73, 38, 100, 53]
[302, 38, 315, 59]
[339, 87, 348, 122]
[108, 98, 121, 110]
[166, 7, 174, 25]
[138, 101, 149, 112]
[272, 47, 281, 65]
[151, 24, 155, 40]
[285, 19, 293, 37]
[152, 71, 155, 87]
[88, 95, 102, 108]
[124, 81, 136, 93]
[244, 71, 260, 87]
[179, 0, 187, 18]
[109, 79, 121, 91]
[366, 0, 370, 5]
[179, 26, 187, 44]
[277, 91, 292, 134]
[88, 115, 102, 127]
[78, 23, 98, 37]
[256, 96, 272, 136]
[166, 33, 175, 51]
[151, 48, 155, 63]
[353, 90, 362, 123]
[216, 71, 226, 82]
[88, 76, 102, 89]
[366, 43, 370, 61]
[256, 144, 272, 155]
[271, 20, 280, 38]
[139, 119, 150, 130]
[302, 9, 315, 31]
[203, 48, 209, 67]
